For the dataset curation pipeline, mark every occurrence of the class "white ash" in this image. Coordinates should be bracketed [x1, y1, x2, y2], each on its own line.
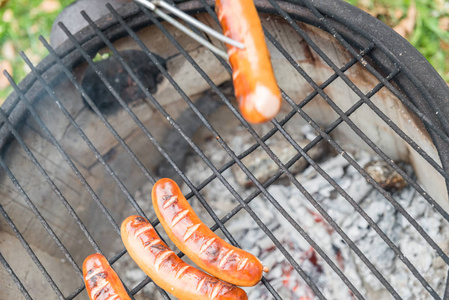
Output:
[179, 128, 449, 300]
[230, 137, 328, 187]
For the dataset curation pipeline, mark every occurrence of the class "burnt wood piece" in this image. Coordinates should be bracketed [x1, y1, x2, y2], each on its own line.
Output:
[81, 50, 165, 114]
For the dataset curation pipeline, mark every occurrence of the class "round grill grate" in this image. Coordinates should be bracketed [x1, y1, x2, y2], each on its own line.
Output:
[1, 0, 449, 299]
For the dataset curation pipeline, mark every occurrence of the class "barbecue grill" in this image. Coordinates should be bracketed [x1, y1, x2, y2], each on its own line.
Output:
[1, 0, 449, 299]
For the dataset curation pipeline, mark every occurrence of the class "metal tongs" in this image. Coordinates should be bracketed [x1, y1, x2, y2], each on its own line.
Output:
[134, 0, 244, 60]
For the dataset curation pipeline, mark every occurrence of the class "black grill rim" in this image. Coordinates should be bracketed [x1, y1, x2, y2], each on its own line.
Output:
[2, 1, 448, 298]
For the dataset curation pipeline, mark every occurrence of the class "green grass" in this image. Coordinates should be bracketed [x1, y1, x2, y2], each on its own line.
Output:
[345, 0, 449, 82]
[0, 0, 74, 102]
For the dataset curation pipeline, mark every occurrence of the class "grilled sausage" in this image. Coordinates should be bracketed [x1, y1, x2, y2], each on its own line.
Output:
[83, 253, 131, 300]
[216, 0, 282, 124]
[152, 178, 268, 287]
[121, 215, 248, 300]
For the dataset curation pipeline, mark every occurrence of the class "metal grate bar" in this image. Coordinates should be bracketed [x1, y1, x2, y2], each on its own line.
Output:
[445, 269, 449, 300]
[201, 0, 449, 224]
[261, 27, 449, 220]
[282, 87, 443, 298]
[38, 37, 156, 230]
[3, 70, 121, 240]
[148, 2, 445, 298]
[164, 9, 449, 296]
[130, 277, 153, 295]
[264, 0, 449, 267]
[274, 0, 449, 146]
[194, 3, 449, 258]
[2, 1, 447, 299]
[19, 47, 165, 299]
[107, 5, 404, 298]
[75, 9, 284, 298]
[0, 110, 85, 279]
[131, 279, 171, 299]
[22, 47, 150, 222]
[136, 3, 438, 298]
[38, 36, 157, 187]
[65, 284, 85, 300]
[205, 67, 400, 234]
[1, 70, 140, 300]
[62, 6, 318, 298]
[198, 0, 445, 186]
[263, 22, 449, 184]
[0, 252, 32, 300]
[271, 103, 440, 298]
[106, 4, 365, 298]
[106, 4, 440, 298]
[298, 0, 449, 136]
[178, 42, 376, 202]
[39, 33, 228, 299]
[0, 203, 65, 299]
[126, 5, 399, 299]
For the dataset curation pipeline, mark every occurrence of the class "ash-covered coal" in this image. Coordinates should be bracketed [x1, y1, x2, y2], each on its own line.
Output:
[364, 160, 407, 191]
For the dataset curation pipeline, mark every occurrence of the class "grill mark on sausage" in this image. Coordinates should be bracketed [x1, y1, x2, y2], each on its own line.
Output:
[135, 217, 146, 222]
[210, 284, 223, 300]
[218, 250, 234, 268]
[237, 258, 249, 271]
[171, 210, 189, 227]
[162, 195, 178, 209]
[90, 278, 109, 298]
[151, 243, 169, 252]
[143, 238, 161, 250]
[183, 224, 201, 242]
[155, 250, 175, 271]
[134, 225, 153, 237]
[196, 277, 207, 292]
[175, 265, 190, 279]
[85, 267, 105, 281]
[199, 238, 216, 254]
